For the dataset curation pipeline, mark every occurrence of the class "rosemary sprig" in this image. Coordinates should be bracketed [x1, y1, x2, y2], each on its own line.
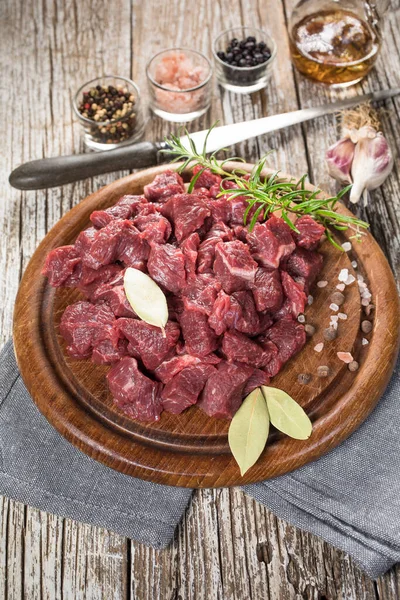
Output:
[162, 126, 369, 247]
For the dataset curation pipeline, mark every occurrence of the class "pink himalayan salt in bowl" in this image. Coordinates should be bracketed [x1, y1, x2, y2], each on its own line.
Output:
[146, 48, 212, 122]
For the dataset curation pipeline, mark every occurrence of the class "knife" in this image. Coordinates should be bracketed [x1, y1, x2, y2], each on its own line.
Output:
[9, 88, 400, 190]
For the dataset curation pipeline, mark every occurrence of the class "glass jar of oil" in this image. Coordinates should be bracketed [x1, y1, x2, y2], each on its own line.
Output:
[289, 0, 385, 87]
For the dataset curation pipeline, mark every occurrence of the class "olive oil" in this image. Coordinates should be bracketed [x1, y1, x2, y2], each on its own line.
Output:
[289, 9, 380, 87]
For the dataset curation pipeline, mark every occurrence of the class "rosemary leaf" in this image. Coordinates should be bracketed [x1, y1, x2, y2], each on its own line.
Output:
[162, 126, 370, 248]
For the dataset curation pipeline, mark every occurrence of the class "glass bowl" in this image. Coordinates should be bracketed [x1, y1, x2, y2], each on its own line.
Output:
[146, 48, 213, 122]
[212, 26, 277, 94]
[72, 75, 144, 151]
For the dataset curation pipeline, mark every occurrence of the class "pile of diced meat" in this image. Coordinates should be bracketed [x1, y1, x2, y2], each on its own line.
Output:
[43, 167, 325, 422]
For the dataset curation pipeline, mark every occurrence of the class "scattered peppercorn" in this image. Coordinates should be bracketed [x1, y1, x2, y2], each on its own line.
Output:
[361, 320, 373, 334]
[348, 361, 359, 372]
[217, 35, 272, 68]
[330, 291, 345, 306]
[317, 365, 331, 378]
[304, 324, 316, 336]
[298, 373, 312, 385]
[78, 84, 137, 145]
[323, 327, 337, 341]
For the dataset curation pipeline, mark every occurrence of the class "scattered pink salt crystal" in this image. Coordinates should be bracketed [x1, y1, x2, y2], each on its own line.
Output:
[314, 342, 324, 352]
[345, 274, 356, 286]
[338, 269, 349, 282]
[362, 338, 369, 346]
[317, 280, 328, 288]
[337, 352, 353, 363]
[330, 303, 339, 312]
[336, 283, 346, 292]
[338, 312, 347, 320]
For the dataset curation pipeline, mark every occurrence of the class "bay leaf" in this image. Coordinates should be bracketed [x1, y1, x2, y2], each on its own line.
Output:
[228, 388, 270, 476]
[261, 386, 312, 440]
[124, 267, 168, 334]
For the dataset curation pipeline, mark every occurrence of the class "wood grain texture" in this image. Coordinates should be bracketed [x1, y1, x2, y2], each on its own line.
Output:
[13, 162, 400, 487]
[1, 0, 400, 596]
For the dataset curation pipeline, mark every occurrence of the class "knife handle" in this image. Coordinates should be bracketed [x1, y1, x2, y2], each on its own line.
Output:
[9, 141, 169, 190]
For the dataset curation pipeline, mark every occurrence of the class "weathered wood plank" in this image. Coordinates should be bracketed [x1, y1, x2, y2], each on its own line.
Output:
[0, 0, 399, 597]
[62, 521, 127, 600]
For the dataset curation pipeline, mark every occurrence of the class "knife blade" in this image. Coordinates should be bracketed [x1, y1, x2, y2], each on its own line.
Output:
[9, 88, 400, 190]
[180, 88, 400, 154]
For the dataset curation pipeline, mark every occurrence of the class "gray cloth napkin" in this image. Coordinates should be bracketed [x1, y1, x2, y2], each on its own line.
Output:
[1, 340, 399, 578]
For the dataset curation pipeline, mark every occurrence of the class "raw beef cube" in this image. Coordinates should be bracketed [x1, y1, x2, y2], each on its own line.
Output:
[233, 225, 247, 242]
[75, 227, 97, 257]
[280, 271, 307, 318]
[293, 215, 325, 250]
[179, 309, 218, 357]
[181, 233, 200, 281]
[60, 301, 117, 359]
[213, 240, 257, 293]
[207, 197, 231, 223]
[192, 186, 211, 198]
[116, 319, 180, 371]
[286, 248, 323, 291]
[78, 264, 123, 298]
[167, 294, 185, 321]
[208, 290, 259, 336]
[191, 165, 222, 190]
[251, 268, 283, 312]
[144, 170, 185, 202]
[91, 283, 136, 317]
[155, 353, 221, 383]
[116, 223, 150, 268]
[147, 243, 186, 293]
[90, 198, 141, 229]
[133, 212, 172, 245]
[107, 356, 163, 422]
[92, 339, 128, 364]
[83, 220, 146, 269]
[182, 274, 221, 315]
[246, 222, 281, 268]
[42, 245, 81, 287]
[197, 222, 233, 273]
[243, 369, 270, 397]
[231, 291, 260, 335]
[229, 196, 263, 226]
[198, 361, 254, 419]
[263, 316, 306, 376]
[161, 364, 216, 414]
[117, 194, 147, 210]
[265, 216, 296, 258]
[208, 291, 241, 335]
[222, 331, 271, 368]
[160, 193, 210, 242]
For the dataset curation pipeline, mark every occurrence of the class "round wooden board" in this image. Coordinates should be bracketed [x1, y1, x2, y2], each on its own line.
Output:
[13, 163, 400, 488]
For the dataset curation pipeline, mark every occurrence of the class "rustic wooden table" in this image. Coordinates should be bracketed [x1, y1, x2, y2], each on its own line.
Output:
[1, 0, 399, 597]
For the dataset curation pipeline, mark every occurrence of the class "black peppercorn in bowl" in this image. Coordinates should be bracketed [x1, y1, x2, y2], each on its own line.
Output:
[72, 75, 144, 151]
[212, 27, 277, 94]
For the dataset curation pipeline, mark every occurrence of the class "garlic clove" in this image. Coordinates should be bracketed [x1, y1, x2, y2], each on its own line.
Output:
[349, 132, 394, 204]
[349, 125, 377, 144]
[326, 136, 355, 185]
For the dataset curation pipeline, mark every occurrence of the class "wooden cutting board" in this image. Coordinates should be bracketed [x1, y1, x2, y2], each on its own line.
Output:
[13, 163, 400, 488]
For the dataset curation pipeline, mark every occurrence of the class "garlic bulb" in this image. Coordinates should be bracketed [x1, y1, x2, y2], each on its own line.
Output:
[326, 137, 355, 185]
[326, 106, 394, 205]
[349, 129, 394, 204]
